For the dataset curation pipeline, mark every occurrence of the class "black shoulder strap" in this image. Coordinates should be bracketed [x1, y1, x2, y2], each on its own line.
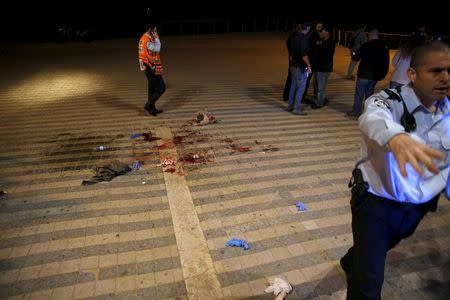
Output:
[382, 88, 402, 102]
[382, 87, 416, 133]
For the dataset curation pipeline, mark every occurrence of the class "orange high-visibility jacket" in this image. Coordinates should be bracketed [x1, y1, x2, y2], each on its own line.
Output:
[138, 32, 164, 75]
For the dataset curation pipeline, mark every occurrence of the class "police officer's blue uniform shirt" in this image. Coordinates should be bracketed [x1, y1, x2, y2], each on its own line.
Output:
[358, 84, 450, 204]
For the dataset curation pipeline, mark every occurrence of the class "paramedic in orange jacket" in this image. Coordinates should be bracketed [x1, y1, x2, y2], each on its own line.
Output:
[138, 21, 165, 116]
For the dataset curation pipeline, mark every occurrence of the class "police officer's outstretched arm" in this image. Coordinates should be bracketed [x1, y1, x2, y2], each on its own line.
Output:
[387, 133, 444, 177]
[359, 94, 445, 177]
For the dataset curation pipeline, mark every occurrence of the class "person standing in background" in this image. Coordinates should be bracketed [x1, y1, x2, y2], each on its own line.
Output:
[390, 35, 425, 89]
[346, 29, 389, 118]
[311, 26, 335, 108]
[347, 24, 367, 80]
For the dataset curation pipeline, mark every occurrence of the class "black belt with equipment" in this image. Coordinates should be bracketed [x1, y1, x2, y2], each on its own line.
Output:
[348, 166, 440, 212]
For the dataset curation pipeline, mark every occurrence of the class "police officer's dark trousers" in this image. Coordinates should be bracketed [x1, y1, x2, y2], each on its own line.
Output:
[144, 68, 166, 111]
[341, 191, 436, 300]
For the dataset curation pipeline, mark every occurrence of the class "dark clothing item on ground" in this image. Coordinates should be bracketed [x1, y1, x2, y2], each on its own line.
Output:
[82, 161, 132, 185]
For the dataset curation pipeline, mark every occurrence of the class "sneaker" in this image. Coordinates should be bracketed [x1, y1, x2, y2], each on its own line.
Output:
[293, 110, 308, 116]
[144, 106, 158, 116]
[311, 103, 324, 109]
[285, 107, 294, 112]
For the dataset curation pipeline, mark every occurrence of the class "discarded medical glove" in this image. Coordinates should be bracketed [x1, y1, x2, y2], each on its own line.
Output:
[132, 160, 141, 170]
[264, 277, 292, 299]
[295, 201, 307, 211]
[130, 133, 143, 139]
[226, 238, 249, 250]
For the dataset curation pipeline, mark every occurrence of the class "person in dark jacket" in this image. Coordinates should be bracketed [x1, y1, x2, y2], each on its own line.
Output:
[303, 20, 324, 103]
[346, 24, 367, 80]
[347, 29, 389, 118]
[311, 26, 335, 108]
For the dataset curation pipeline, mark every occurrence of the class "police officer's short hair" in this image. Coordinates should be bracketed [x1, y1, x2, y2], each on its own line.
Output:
[410, 41, 449, 69]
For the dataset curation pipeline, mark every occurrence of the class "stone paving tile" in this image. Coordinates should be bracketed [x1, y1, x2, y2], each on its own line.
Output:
[197, 190, 349, 221]
[2, 186, 165, 212]
[192, 178, 347, 206]
[98, 257, 180, 280]
[189, 165, 350, 194]
[203, 207, 350, 240]
[0, 235, 177, 272]
[105, 280, 187, 300]
[192, 150, 354, 173]
[2, 183, 163, 209]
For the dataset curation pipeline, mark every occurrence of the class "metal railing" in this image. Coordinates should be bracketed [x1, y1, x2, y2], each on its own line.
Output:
[333, 28, 450, 49]
[157, 17, 303, 35]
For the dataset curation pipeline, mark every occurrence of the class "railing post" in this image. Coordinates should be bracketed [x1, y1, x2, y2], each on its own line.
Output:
[344, 31, 347, 47]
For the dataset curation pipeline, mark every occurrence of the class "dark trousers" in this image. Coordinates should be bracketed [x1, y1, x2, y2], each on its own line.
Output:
[352, 78, 377, 114]
[341, 192, 437, 300]
[144, 68, 166, 110]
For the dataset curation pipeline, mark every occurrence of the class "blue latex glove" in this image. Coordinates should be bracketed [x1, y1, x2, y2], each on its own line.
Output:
[130, 133, 143, 139]
[295, 201, 307, 211]
[132, 160, 141, 170]
[226, 238, 250, 250]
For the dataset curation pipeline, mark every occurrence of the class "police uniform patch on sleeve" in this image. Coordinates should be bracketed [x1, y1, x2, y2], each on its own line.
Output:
[373, 98, 391, 110]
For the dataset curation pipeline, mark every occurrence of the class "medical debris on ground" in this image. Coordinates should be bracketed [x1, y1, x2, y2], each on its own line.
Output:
[81, 111, 282, 184]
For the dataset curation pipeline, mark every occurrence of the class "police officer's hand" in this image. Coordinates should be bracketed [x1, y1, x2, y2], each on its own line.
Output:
[388, 134, 445, 177]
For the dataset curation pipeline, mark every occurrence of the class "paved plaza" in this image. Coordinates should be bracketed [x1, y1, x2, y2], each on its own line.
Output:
[0, 33, 449, 299]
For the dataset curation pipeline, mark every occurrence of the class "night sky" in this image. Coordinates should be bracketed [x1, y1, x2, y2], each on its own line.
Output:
[1, 2, 448, 42]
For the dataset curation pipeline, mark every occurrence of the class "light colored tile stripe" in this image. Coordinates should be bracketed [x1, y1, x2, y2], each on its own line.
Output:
[3, 225, 174, 259]
[0, 211, 167, 240]
[155, 127, 223, 299]
[190, 171, 349, 199]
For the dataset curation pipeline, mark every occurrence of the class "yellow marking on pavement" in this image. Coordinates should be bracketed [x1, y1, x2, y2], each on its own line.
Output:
[155, 127, 223, 299]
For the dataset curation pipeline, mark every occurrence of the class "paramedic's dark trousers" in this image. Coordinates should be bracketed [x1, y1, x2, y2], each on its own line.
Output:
[340, 192, 436, 300]
[144, 68, 166, 110]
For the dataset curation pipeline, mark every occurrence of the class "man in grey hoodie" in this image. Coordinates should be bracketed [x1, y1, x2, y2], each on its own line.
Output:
[347, 24, 367, 80]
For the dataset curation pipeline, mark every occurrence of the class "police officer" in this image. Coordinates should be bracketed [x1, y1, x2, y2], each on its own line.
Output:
[340, 41, 450, 299]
